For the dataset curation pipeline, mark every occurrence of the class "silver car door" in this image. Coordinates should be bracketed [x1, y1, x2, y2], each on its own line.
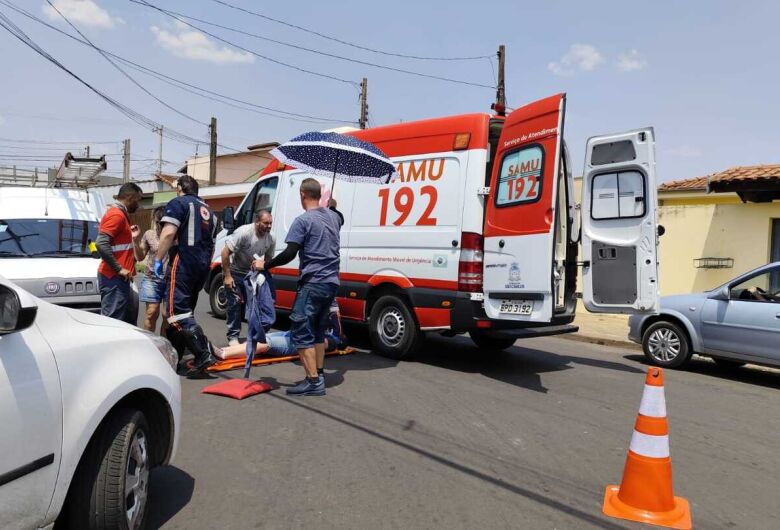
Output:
[701, 266, 780, 359]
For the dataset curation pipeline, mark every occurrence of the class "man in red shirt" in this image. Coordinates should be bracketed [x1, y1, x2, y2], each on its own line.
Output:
[95, 183, 143, 323]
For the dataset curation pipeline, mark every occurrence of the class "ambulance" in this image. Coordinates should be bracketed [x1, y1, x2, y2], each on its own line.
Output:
[208, 93, 660, 359]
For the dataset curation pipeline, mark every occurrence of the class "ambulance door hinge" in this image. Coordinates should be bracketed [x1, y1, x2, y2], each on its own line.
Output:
[576, 261, 591, 268]
[477, 187, 490, 197]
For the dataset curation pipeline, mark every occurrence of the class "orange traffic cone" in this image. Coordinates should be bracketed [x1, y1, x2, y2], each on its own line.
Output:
[602, 367, 692, 529]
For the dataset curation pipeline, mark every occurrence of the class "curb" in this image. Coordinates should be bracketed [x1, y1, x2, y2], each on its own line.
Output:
[560, 332, 641, 350]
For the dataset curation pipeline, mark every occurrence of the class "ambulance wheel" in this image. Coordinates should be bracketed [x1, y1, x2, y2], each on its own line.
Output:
[469, 331, 517, 352]
[209, 273, 227, 319]
[369, 295, 423, 360]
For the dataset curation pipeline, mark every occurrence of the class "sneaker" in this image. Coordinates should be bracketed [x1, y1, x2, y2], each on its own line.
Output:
[228, 338, 240, 347]
[286, 376, 325, 396]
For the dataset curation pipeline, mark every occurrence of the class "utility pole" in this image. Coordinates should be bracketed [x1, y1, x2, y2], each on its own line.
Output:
[85, 145, 90, 157]
[359, 78, 368, 129]
[209, 117, 217, 186]
[122, 138, 131, 182]
[154, 126, 163, 176]
[492, 44, 506, 116]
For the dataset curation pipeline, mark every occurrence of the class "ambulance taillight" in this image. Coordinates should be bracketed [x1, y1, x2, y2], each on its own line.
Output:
[458, 232, 483, 292]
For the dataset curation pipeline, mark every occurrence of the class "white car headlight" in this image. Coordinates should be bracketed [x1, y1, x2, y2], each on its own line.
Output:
[139, 330, 178, 370]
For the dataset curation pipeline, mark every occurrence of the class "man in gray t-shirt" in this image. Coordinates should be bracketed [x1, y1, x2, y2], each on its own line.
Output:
[221, 210, 276, 344]
[262, 178, 343, 396]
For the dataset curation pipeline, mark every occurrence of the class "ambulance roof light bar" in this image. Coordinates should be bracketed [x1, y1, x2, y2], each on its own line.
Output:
[53, 152, 107, 188]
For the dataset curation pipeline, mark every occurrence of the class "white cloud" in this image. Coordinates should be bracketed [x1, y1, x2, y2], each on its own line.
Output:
[42, 0, 120, 29]
[617, 49, 648, 72]
[548, 44, 604, 76]
[667, 145, 702, 158]
[151, 22, 254, 64]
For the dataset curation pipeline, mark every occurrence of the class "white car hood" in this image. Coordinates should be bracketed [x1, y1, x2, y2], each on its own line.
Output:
[66, 306, 136, 330]
[0, 257, 99, 280]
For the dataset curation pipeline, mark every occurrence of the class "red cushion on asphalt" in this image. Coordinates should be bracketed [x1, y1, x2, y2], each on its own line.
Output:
[201, 379, 272, 400]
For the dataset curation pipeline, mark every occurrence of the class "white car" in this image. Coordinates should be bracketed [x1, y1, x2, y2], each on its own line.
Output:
[0, 275, 181, 530]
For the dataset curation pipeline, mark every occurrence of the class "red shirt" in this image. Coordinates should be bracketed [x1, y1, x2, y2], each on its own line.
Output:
[97, 205, 135, 279]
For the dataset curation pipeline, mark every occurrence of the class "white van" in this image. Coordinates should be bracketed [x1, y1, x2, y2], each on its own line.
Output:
[0, 186, 107, 312]
[208, 93, 660, 359]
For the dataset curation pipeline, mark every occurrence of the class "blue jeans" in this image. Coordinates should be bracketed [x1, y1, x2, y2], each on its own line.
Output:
[99, 273, 136, 325]
[290, 282, 338, 350]
[225, 272, 248, 341]
[139, 276, 167, 304]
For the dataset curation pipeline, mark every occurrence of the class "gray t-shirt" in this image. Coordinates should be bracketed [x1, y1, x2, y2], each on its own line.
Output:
[286, 207, 342, 285]
[226, 223, 276, 276]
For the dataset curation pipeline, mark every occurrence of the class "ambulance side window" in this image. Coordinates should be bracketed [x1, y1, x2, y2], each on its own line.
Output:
[235, 177, 278, 227]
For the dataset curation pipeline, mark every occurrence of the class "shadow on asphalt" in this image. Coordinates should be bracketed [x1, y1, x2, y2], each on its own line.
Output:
[413, 333, 643, 393]
[624, 354, 780, 389]
[146, 465, 195, 528]
[266, 391, 628, 530]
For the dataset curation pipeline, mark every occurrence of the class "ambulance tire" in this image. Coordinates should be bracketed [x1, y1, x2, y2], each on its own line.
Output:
[369, 295, 423, 360]
[469, 331, 517, 352]
[208, 272, 227, 319]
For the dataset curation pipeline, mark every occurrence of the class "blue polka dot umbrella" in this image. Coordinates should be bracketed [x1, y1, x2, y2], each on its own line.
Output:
[270, 131, 397, 191]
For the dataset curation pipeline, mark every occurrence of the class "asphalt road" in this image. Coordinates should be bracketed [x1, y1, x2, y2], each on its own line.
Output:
[142, 296, 780, 529]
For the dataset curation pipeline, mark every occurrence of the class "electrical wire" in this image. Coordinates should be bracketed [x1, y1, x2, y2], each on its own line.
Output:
[1, 0, 357, 125]
[43, 0, 205, 126]
[133, 0, 495, 89]
[0, 136, 121, 144]
[207, 0, 492, 61]
[0, 9, 207, 147]
[131, 0, 358, 86]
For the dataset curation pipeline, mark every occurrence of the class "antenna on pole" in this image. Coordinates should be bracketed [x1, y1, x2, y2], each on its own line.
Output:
[491, 45, 506, 116]
[359, 78, 368, 129]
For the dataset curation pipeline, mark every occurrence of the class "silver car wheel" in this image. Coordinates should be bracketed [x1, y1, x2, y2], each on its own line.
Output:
[125, 429, 150, 530]
[648, 327, 682, 363]
[377, 307, 406, 348]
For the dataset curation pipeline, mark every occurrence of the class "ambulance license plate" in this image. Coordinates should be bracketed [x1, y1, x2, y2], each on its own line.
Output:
[499, 299, 533, 315]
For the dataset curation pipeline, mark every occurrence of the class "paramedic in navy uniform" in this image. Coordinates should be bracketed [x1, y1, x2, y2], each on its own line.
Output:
[154, 175, 219, 377]
[261, 178, 343, 396]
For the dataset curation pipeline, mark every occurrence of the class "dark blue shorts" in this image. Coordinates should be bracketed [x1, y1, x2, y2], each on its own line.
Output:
[290, 282, 338, 349]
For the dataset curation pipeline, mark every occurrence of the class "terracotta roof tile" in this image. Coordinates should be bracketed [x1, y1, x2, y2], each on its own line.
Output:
[658, 176, 708, 191]
[708, 164, 780, 184]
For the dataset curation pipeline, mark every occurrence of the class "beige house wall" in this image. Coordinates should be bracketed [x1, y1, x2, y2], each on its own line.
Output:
[185, 152, 272, 185]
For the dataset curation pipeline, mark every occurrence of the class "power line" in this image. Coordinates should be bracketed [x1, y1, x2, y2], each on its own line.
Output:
[1, 1, 357, 125]
[43, 0, 205, 126]
[207, 0, 492, 62]
[0, 137, 121, 145]
[134, 0, 495, 90]
[0, 9, 207, 147]
[130, 0, 358, 86]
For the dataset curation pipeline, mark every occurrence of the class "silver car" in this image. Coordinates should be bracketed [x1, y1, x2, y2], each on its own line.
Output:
[628, 262, 780, 369]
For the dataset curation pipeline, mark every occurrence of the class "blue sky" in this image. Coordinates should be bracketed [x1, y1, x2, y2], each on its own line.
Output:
[0, 0, 778, 183]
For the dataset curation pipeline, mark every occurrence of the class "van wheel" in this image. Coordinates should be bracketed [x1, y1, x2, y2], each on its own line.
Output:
[642, 321, 692, 368]
[209, 272, 227, 319]
[469, 331, 516, 352]
[369, 295, 423, 360]
[67, 408, 152, 530]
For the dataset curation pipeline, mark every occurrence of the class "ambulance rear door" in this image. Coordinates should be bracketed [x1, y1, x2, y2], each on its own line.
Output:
[581, 128, 659, 314]
[482, 93, 565, 322]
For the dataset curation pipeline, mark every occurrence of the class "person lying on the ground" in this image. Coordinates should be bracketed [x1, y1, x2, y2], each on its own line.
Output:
[214, 329, 341, 361]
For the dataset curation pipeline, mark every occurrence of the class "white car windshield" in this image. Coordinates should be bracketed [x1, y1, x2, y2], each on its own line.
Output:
[0, 218, 98, 258]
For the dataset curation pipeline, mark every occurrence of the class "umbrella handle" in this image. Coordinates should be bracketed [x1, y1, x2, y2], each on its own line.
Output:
[330, 150, 340, 198]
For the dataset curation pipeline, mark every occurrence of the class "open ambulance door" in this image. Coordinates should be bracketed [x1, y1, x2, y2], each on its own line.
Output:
[482, 93, 566, 323]
[581, 128, 660, 315]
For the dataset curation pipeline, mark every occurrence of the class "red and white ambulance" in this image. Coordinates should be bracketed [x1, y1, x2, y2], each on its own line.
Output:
[208, 93, 660, 359]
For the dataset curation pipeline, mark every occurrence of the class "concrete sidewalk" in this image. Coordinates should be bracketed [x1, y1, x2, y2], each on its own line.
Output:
[564, 303, 640, 349]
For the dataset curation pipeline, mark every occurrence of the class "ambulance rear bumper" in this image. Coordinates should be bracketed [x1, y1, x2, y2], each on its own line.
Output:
[449, 292, 577, 335]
